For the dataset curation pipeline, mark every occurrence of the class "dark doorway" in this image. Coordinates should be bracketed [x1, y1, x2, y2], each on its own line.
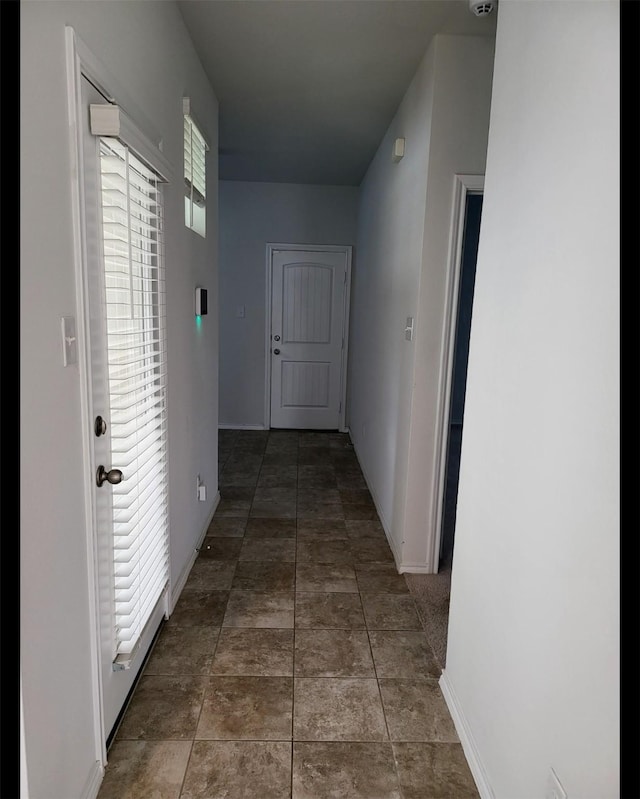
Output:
[439, 192, 483, 571]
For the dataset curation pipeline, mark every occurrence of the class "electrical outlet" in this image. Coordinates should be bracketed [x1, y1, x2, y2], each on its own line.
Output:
[546, 768, 567, 799]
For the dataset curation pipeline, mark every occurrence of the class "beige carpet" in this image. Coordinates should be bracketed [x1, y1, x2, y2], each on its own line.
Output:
[404, 567, 452, 670]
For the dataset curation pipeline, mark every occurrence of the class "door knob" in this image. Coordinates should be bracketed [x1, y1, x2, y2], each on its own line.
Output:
[94, 415, 107, 437]
[273, 348, 281, 355]
[274, 335, 280, 341]
[96, 465, 123, 487]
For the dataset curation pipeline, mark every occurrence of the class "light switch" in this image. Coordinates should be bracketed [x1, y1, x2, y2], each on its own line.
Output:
[61, 316, 78, 366]
[392, 137, 405, 162]
[405, 316, 414, 341]
[236, 306, 245, 318]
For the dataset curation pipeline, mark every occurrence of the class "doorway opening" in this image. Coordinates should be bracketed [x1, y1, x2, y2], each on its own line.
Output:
[405, 176, 483, 669]
[439, 191, 483, 571]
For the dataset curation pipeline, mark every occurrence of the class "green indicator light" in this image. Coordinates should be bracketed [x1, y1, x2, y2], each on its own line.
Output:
[196, 315, 202, 327]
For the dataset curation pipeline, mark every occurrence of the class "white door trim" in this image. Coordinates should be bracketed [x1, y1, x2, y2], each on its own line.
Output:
[264, 243, 352, 432]
[429, 175, 484, 572]
[65, 25, 108, 770]
[65, 26, 174, 767]
[20, 671, 30, 799]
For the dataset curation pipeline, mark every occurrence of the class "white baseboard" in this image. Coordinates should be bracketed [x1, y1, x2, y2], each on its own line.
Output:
[349, 434, 436, 575]
[398, 562, 435, 574]
[439, 670, 495, 799]
[218, 423, 266, 430]
[169, 491, 220, 613]
[384, 523, 403, 570]
[80, 760, 104, 799]
[349, 435, 403, 568]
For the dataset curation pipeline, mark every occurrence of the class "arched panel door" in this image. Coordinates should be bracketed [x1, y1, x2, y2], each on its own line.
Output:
[270, 248, 350, 429]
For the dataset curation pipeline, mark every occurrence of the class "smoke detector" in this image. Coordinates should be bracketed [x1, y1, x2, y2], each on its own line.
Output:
[469, 0, 495, 16]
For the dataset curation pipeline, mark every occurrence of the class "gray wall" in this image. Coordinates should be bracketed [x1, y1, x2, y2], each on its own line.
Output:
[445, 2, 619, 796]
[218, 181, 359, 427]
[20, 3, 219, 796]
[348, 34, 495, 567]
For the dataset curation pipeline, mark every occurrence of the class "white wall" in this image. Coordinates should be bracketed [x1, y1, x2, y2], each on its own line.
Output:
[403, 36, 495, 568]
[20, 3, 218, 797]
[20, 673, 29, 799]
[349, 35, 494, 564]
[218, 181, 358, 427]
[445, 2, 619, 798]
[349, 43, 436, 552]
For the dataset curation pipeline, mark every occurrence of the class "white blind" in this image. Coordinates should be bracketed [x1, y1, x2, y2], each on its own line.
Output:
[183, 113, 206, 207]
[98, 137, 169, 659]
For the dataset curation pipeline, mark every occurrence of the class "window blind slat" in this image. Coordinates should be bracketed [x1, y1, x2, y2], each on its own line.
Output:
[110, 409, 165, 435]
[112, 471, 167, 520]
[114, 533, 168, 577]
[114, 528, 168, 563]
[112, 359, 166, 390]
[115, 536, 167, 582]
[109, 371, 168, 403]
[114, 497, 168, 539]
[113, 458, 167, 503]
[184, 112, 206, 236]
[111, 438, 165, 477]
[111, 402, 166, 428]
[116, 582, 167, 653]
[115, 564, 168, 604]
[98, 137, 169, 662]
[108, 353, 165, 372]
[115, 558, 169, 614]
[114, 516, 168, 569]
[111, 432, 165, 475]
[109, 367, 167, 392]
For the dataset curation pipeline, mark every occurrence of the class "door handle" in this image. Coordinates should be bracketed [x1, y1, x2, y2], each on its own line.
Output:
[273, 348, 281, 355]
[96, 465, 123, 487]
[273, 335, 281, 341]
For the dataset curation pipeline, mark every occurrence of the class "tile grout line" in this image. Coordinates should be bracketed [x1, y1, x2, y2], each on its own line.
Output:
[349, 424, 407, 797]
[291, 431, 299, 799]
[362, 584, 404, 777]
[176, 740, 196, 798]
[128, 431, 422, 797]
[178, 433, 241, 798]
[185, 431, 241, 780]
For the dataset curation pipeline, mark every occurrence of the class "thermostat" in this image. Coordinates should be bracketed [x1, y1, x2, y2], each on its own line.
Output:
[195, 287, 208, 316]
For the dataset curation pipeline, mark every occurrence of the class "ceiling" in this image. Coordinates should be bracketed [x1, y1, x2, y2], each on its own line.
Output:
[177, 0, 497, 186]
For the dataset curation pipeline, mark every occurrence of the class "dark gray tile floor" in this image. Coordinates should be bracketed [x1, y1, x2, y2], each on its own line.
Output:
[97, 429, 479, 799]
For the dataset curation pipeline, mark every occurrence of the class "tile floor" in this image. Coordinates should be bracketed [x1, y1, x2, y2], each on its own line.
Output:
[97, 429, 479, 799]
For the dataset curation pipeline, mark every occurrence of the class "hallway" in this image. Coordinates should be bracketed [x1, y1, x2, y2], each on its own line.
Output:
[97, 429, 478, 799]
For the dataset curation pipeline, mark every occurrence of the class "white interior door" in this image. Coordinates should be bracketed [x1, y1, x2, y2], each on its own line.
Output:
[270, 247, 350, 429]
[80, 75, 169, 740]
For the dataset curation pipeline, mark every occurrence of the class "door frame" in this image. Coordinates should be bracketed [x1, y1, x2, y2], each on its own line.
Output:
[65, 26, 172, 765]
[264, 243, 352, 432]
[429, 175, 484, 572]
